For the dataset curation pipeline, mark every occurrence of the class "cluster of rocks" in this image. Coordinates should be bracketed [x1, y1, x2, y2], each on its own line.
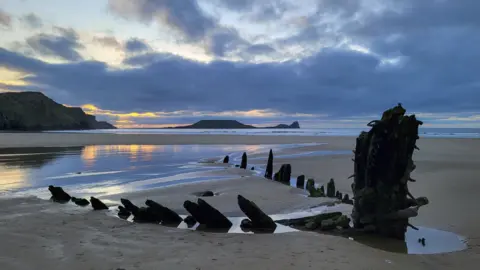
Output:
[350, 104, 428, 239]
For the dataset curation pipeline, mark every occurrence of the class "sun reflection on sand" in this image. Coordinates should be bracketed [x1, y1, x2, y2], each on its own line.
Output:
[77, 183, 131, 197]
[0, 166, 29, 191]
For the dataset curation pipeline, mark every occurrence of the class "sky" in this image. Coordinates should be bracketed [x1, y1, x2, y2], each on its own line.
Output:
[0, 0, 479, 128]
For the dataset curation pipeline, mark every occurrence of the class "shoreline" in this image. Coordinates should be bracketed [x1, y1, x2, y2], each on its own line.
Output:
[0, 132, 478, 149]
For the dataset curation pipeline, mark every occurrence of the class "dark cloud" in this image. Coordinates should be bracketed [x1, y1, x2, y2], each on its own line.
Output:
[108, 0, 215, 42]
[93, 36, 122, 49]
[245, 44, 275, 55]
[25, 28, 84, 61]
[124, 38, 151, 53]
[245, 0, 291, 23]
[20, 13, 43, 29]
[1, 43, 478, 120]
[123, 52, 179, 66]
[212, 0, 256, 11]
[208, 28, 246, 57]
[344, 0, 480, 37]
[212, 0, 291, 21]
[108, 0, 258, 58]
[0, 9, 12, 28]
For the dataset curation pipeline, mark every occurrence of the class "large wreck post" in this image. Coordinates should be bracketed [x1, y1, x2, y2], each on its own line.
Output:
[351, 104, 424, 239]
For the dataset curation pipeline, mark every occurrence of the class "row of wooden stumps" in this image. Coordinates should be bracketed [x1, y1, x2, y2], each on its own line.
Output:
[224, 149, 353, 204]
[48, 185, 278, 233]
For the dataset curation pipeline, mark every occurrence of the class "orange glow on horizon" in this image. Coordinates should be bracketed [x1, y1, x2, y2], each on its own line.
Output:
[61, 103, 316, 129]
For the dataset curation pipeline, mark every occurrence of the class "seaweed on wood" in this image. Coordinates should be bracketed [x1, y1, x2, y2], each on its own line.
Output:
[351, 103, 426, 239]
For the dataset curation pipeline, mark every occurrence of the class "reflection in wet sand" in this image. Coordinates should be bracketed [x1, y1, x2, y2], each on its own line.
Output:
[1, 144, 295, 196]
[1, 143, 348, 198]
[0, 168, 28, 190]
[0, 146, 84, 192]
[0, 146, 84, 168]
[353, 226, 467, 254]
[81, 145, 164, 166]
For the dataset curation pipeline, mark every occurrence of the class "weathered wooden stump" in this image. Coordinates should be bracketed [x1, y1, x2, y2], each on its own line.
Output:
[48, 185, 71, 202]
[118, 206, 131, 219]
[264, 149, 273, 179]
[183, 200, 208, 225]
[145, 199, 183, 225]
[223, 155, 229, 163]
[306, 179, 325, 197]
[90, 196, 108, 210]
[342, 194, 353, 205]
[327, 179, 336, 197]
[121, 198, 139, 213]
[306, 178, 315, 190]
[351, 103, 425, 239]
[237, 195, 276, 232]
[240, 152, 247, 169]
[274, 164, 291, 184]
[197, 199, 232, 229]
[71, 197, 89, 206]
[296, 175, 305, 188]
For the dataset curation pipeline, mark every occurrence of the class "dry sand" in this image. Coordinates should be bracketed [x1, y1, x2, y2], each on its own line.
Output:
[0, 133, 479, 270]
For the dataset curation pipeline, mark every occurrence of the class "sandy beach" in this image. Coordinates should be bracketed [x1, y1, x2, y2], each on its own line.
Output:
[0, 133, 479, 270]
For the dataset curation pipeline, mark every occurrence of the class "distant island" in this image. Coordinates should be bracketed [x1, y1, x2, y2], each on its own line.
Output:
[174, 120, 300, 129]
[0, 91, 116, 131]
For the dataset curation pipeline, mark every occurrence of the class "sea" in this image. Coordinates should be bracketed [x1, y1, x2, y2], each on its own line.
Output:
[46, 127, 480, 138]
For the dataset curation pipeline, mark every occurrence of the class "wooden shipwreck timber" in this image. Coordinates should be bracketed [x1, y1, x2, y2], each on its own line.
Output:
[351, 103, 427, 239]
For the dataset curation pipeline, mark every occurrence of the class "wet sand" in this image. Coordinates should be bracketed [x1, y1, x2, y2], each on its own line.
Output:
[0, 133, 479, 269]
[0, 132, 352, 148]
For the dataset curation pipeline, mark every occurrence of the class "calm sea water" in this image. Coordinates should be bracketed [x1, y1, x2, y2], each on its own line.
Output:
[46, 128, 480, 138]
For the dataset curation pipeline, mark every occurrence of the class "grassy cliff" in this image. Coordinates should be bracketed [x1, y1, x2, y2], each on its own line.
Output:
[174, 120, 300, 129]
[0, 92, 116, 131]
[176, 120, 256, 129]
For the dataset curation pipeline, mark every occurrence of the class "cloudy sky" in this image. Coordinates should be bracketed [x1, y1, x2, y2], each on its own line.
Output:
[0, 0, 479, 128]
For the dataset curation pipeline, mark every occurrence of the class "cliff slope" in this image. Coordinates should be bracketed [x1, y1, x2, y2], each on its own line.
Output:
[0, 92, 116, 131]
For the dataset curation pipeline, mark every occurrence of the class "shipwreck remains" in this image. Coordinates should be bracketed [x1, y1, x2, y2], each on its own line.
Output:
[274, 164, 291, 184]
[237, 195, 277, 232]
[264, 149, 273, 179]
[296, 175, 305, 188]
[240, 152, 247, 169]
[351, 103, 426, 239]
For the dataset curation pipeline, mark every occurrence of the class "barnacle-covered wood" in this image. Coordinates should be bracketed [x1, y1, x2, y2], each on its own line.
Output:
[351, 103, 425, 239]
